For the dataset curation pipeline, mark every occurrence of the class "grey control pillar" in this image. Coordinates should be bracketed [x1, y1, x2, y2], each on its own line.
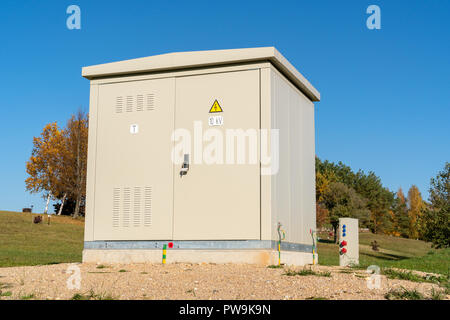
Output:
[339, 218, 359, 267]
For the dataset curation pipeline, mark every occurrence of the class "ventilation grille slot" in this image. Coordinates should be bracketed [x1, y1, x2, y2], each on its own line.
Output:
[112, 187, 120, 227]
[144, 186, 152, 226]
[122, 187, 131, 227]
[112, 186, 152, 228]
[114, 94, 156, 113]
[136, 95, 144, 112]
[115, 97, 123, 113]
[126, 96, 133, 113]
[146, 94, 155, 111]
[133, 186, 141, 227]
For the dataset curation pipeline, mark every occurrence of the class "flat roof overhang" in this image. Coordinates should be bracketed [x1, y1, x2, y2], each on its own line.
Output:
[82, 47, 320, 102]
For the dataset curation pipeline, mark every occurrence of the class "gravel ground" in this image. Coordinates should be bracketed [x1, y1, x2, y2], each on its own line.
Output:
[0, 263, 447, 300]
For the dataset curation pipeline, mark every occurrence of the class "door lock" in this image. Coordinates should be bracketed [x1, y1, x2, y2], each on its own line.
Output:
[180, 154, 189, 177]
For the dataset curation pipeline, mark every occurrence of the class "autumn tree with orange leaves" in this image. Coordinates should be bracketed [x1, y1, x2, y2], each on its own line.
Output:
[407, 185, 425, 239]
[391, 188, 410, 237]
[25, 123, 65, 214]
[63, 110, 88, 218]
[25, 110, 88, 218]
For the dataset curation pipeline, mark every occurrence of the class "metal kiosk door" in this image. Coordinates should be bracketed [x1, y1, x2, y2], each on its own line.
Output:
[173, 70, 261, 240]
[93, 78, 175, 240]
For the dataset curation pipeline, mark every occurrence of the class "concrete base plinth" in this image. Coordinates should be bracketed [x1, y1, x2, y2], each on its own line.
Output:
[82, 249, 317, 266]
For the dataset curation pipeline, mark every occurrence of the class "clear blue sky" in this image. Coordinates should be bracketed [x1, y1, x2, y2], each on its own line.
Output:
[0, 0, 449, 213]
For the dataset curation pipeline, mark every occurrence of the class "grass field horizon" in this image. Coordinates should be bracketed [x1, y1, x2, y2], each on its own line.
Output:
[0, 210, 84, 267]
[0, 210, 448, 276]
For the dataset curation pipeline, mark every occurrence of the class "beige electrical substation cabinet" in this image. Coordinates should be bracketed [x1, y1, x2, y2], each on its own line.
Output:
[82, 47, 320, 265]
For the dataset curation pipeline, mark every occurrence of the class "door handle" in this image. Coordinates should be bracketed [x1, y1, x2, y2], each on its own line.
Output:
[180, 154, 189, 177]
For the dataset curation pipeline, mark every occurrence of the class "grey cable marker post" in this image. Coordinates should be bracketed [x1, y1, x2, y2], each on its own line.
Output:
[339, 218, 359, 267]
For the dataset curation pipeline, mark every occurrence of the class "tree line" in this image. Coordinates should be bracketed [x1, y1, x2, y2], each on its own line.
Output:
[25, 110, 88, 218]
[25, 112, 449, 248]
[316, 157, 449, 248]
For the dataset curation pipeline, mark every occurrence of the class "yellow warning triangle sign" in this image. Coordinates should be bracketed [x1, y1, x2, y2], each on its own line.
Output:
[209, 100, 223, 113]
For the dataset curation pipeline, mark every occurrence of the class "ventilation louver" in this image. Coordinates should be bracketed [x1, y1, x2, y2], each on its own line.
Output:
[114, 94, 155, 113]
[112, 186, 152, 228]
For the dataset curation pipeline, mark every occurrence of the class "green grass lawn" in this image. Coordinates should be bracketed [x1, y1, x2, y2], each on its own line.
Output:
[1, 210, 448, 276]
[318, 232, 449, 275]
[0, 210, 84, 267]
